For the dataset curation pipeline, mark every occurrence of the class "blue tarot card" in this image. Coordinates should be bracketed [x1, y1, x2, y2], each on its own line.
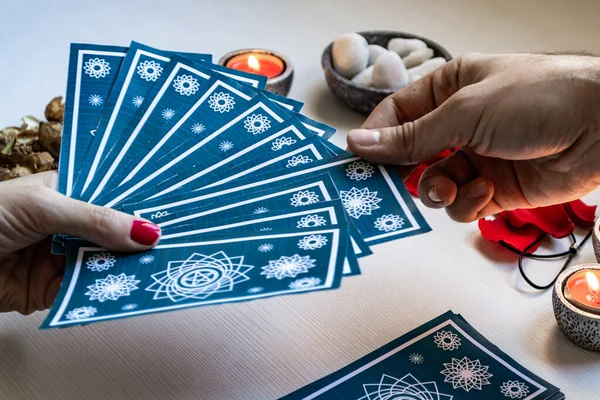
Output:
[261, 90, 304, 112]
[41, 226, 348, 329]
[281, 311, 563, 400]
[57, 44, 128, 198]
[296, 113, 337, 140]
[96, 92, 301, 208]
[194, 154, 430, 246]
[71, 43, 212, 200]
[85, 60, 263, 205]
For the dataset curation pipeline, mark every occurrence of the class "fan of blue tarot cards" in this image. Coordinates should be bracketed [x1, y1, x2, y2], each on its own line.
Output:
[43, 41, 431, 329]
[281, 311, 564, 400]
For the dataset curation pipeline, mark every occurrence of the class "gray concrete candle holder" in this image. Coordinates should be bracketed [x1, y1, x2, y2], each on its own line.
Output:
[592, 217, 600, 262]
[219, 49, 293, 97]
[321, 31, 452, 114]
[552, 264, 600, 352]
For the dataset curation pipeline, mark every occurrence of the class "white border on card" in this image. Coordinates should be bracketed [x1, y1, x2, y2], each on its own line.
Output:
[88, 61, 218, 202]
[66, 49, 127, 197]
[103, 100, 286, 207]
[135, 179, 333, 216]
[49, 228, 341, 327]
[147, 123, 307, 199]
[156, 180, 334, 228]
[301, 319, 547, 400]
[199, 143, 326, 191]
[162, 205, 339, 239]
[301, 121, 326, 137]
[81, 49, 170, 195]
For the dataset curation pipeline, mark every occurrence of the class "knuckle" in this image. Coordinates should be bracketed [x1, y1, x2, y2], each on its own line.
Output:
[90, 206, 115, 236]
[388, 123, 416, 163]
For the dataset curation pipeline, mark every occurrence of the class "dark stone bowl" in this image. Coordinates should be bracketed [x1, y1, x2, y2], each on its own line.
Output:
[322, 31, 453, 114]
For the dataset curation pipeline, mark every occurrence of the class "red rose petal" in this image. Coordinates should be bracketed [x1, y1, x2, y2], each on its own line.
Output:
[502, 205, 574, 238]
[478, 216, 545, 252]
[564, 199, 597, 228]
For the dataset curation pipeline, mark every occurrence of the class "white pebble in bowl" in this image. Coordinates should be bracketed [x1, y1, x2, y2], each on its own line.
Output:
[332, 33, 369, 79]
[351, 65, 374, 86]
[372, 51, 408, 90]
[387, 38, 427, 57]
[402, 48, 434, 68]
[408, 57, 447, 82]
[367, 44, 386, 66]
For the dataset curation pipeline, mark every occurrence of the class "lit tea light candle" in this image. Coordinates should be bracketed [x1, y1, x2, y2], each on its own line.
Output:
[226, 53, 285, 79]
[553, 264, 600, 352]
[564, 269, 600, 314]
[220, 49, 294, 96]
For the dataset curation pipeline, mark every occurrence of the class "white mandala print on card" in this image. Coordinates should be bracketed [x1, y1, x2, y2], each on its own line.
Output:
[297, 234, 328, 250]
[208, 92, 235, 113]
[139, 255, 155, 265]
[441, 357, 492, 392]
[121, 303, 138, 311]
[289, 277, 321, 290]
[88, 94, 103, 106]
[257, 243, 274, 252]
[340, 187, 382, 219]
[361, 374, 453, 400]
[83, 58, 110, 78]
[409, 353, 424, 364]
[434, 330, 461, 351]
[173, 74, 200, 96]
[146, 252, 253, 302]
[218, 141, 234, 152]
[345, 160, 374, 181]
[271, 136, 296, 151]
[247, 287, 263, 294]
[85, 273, 140, 302]
[261, 254, 316, 280]
[65, 306, 97, 321]
[136, 60, 163, 82]
[86, 253, 116, 272]
[132, 96, 144, 108]
[286, 155, 313, 168]
[244, 114, 271, 135]
[191, 123, 206, 134]
[297, 214, 327, 228]
[290, 190, 320, 207]
[500, 381, 530, 399]
[374, 214, 405, 232]
[161, 108, 176, 120]
[253, 207, 269, 214]
[260, 227, 272, 231]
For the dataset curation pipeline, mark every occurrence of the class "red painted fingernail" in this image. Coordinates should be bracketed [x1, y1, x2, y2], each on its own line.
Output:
[130, 220, 161, 246]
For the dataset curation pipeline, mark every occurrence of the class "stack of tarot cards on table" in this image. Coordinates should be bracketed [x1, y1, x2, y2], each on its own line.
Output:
[43, 41, 430, 329]
[282, 311, 564, 399]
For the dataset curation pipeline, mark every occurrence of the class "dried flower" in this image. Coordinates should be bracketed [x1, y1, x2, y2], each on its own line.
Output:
[1, 165, 32, 181]
[45, 96, 64, 123]
[25, 151, 54, 172]
[20, 116, 40, 133]
[38, 121, 62, 158]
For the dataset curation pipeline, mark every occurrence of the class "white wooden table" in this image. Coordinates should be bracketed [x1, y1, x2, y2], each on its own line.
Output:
[1, 1, 599, 398]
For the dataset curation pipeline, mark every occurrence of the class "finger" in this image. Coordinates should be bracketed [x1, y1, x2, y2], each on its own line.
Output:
[445, 177, 500, 222]
[33, 187, 161, 251]
[348, 54, 488, 165]
[417, 150, 477, 208]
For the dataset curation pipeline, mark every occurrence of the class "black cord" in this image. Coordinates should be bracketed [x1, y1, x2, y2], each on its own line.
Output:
[499, 229, 594, 291]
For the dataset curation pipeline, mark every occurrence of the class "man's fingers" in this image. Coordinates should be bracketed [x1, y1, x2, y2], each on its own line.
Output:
[34, 188, 161, 252]
[349, 54, 489, 165]
[446, 178, 499, 222]
[417, 150, 477, 207]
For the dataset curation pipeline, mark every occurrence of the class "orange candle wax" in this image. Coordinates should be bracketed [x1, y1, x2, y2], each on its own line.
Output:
[226, 53, 284, 79]
[564, 269, 600, 314]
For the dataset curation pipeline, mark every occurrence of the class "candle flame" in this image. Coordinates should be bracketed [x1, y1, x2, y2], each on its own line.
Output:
[586, 272, 600, 293]
[248, 55, 260, 71]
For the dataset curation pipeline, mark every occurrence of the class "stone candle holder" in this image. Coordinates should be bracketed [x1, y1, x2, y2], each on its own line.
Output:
[552, 263, 600, 352]
[219, 49, 294, 97]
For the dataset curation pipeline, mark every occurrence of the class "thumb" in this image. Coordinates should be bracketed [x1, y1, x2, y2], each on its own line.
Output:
[347, 95, 475, 165]
[36, 187, 161, 251]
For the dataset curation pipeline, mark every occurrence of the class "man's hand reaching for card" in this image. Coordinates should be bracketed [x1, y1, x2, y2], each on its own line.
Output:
[347, 53, 600, 223]
[0, 171, 161, 314]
